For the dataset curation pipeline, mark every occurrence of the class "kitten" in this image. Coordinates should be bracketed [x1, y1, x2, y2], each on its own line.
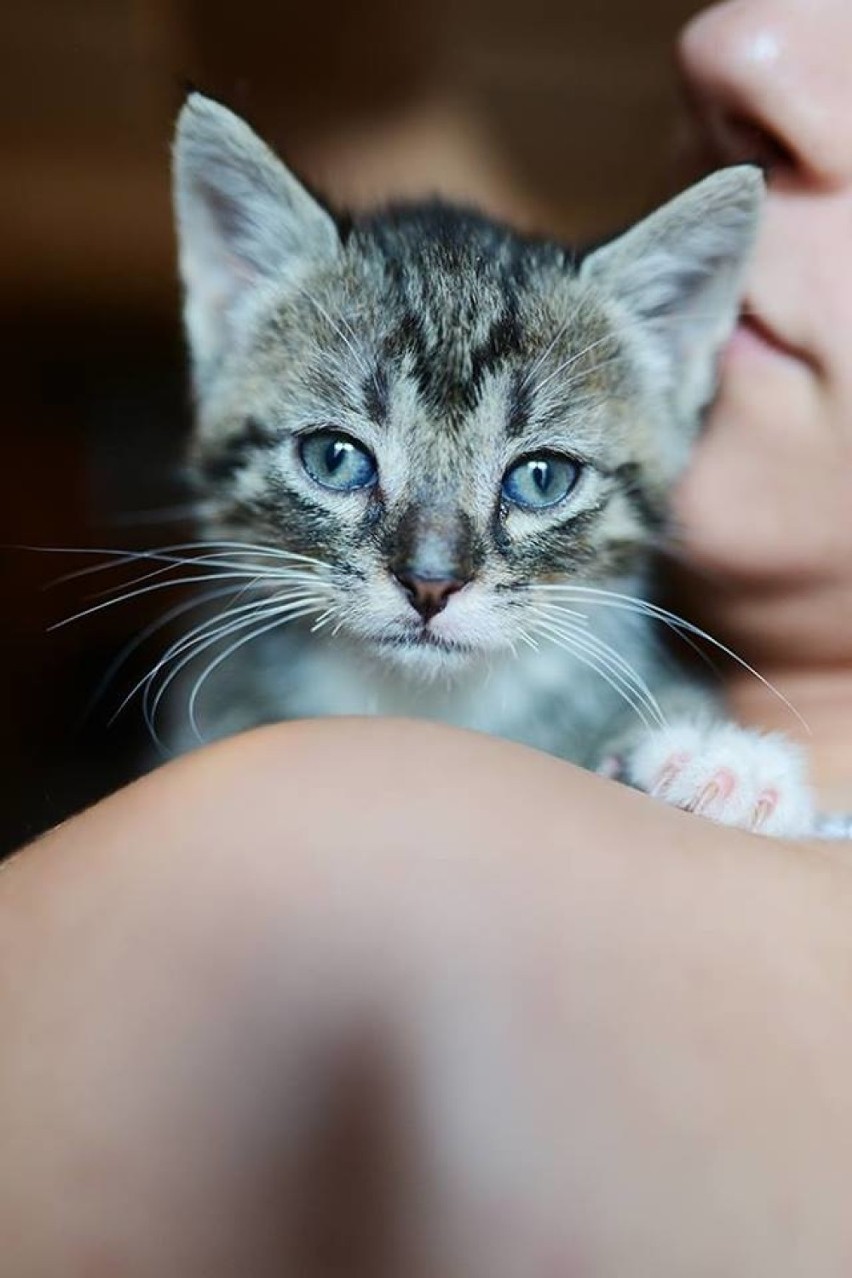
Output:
[167, 92, 814, 836]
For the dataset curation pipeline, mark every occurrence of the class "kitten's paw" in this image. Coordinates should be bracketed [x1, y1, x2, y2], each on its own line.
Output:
[622, 722, 815, 838]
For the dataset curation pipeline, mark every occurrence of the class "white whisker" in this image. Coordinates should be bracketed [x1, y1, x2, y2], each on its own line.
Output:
[298, 287, 373, 382]
[111, 601, 272, 727]
[310, 607, 338, 632]
[520, 317, 573, 391]
[545, 623, 664, 726]
[530, 609, 667, 728]
[536, 595, 717, 677]
[88, 559, 322, 604]
[530, 334, 619, 399]
[148, 589, 325, 687]
[40, 540, 333, 587]
[529, 616, 659, 731]
[186, 600, 328, 741]
[515, 627, 540, 653]
[529, 583, 811, 734]
[112, 588, 326, 729]
[91, 582, 259, 717]
[143, 594, 329, 747]
[48, 570, 315, 631]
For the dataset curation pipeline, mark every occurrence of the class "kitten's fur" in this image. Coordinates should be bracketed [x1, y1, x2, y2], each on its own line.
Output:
[168, 93, 814, 835]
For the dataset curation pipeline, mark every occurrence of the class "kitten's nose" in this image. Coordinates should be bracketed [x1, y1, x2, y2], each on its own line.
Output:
[393, 571, 465, 622]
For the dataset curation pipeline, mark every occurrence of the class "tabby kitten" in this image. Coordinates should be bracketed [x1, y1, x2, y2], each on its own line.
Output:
[168, 92, 813, 835]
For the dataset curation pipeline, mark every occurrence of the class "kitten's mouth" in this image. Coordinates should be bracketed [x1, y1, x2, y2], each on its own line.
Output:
[376, 630, 476, 656]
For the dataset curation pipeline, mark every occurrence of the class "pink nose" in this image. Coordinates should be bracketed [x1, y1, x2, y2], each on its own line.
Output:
[393, 571, 465, 622]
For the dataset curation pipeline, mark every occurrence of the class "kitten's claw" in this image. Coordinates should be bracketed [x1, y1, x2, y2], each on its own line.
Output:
[621, 722, 815, 838]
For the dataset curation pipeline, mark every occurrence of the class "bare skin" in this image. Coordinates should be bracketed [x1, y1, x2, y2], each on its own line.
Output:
[672, 0, 852, 808]
[3, 717, 852, 1277]
[7, 1, 852, 1273]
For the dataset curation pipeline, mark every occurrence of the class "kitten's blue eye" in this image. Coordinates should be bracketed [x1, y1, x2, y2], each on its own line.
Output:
[501, 453, 580, 509]
[299, 430, 377, 491]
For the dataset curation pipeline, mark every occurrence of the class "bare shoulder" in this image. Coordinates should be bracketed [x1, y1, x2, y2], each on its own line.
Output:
[5, 719, 852, 1276]
[4, 716, 846, 932]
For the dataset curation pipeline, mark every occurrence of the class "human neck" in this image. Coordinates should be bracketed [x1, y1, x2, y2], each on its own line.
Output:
[667, 566, 852, 809]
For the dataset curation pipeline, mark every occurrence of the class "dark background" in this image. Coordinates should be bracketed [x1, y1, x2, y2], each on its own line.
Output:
[1, 0, 701, 853]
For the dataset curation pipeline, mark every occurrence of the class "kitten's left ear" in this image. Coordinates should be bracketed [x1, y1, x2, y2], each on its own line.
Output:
[173, 92, 340, 389]
[580, 166, 764, 424]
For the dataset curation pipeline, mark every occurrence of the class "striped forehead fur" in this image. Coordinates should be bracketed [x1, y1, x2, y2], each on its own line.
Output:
[349, 202, 568, 419]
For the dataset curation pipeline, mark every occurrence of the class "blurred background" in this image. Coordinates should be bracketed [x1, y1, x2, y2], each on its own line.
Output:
[1, 0, 702, 854]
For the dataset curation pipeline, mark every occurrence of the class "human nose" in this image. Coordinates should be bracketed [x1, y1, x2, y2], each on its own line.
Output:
[677, 0, 852, 187]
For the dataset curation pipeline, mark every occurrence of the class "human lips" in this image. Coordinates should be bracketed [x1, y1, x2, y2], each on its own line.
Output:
[725, 303, 815, 371]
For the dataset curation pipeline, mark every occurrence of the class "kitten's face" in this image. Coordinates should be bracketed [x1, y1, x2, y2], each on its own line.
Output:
[190, 227, 657, 672]
[173, 95, 763, 675]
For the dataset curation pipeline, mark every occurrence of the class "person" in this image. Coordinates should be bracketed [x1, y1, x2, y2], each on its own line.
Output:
[3, 1, 852, 1272]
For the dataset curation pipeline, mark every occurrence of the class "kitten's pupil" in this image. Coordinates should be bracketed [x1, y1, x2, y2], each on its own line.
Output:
[327, 440, 347, 472]
[531, 461, 550, 494]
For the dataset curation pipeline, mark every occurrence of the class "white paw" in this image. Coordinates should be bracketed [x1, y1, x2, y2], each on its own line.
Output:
[621, 721, 815, 838]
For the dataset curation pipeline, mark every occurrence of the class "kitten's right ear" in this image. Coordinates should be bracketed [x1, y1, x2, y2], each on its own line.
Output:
[580, 167, 764, 429]
[172, 93, 340, 389]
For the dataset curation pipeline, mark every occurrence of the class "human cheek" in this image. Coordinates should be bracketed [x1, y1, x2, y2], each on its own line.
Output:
[804, 196, 852, 427]
[716, 189, 847, 436]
